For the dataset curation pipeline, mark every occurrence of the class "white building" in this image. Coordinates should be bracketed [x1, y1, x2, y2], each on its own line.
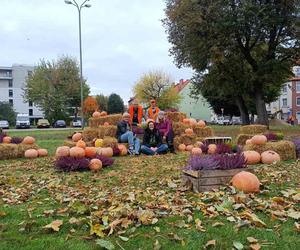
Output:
[0, 64, 43, 123]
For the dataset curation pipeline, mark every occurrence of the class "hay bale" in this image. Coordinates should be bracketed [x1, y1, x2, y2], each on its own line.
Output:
[98, 125, 117, 138]
[193, 126, 213, 137]
[103, 136, 118, 148]
[243, 140, 296, 161]
[82, 128, 99, 142]
[240, 125, 267, 135]
[173, 122, 190, 136]
[63, 140, 76, 147]
[0, 144, 39, 160]
[174, 134, 197, 148]
[89, 114, 122, 127]
[236, 134, 253, 145]
[166, 112, 187, 123]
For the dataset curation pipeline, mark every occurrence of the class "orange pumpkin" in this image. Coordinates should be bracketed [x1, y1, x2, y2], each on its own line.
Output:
[85, 147, 97, 158]
[100, 147, 113, 157]
[191, 147, 202, 155]
[178, 144, 186, 151]
[72, 133, 82, 142]
[92, 111, 101, 118]
[76, 139, 86, 149]
[3, 136, 12, 143]
[197, 120, 206, 128]
[183, 118, 190, 125]
[261, 150, 280, 164]
[189, 118, 197, 126]
[245, 139, 252, 145]
[251, 135, 267, 145]
[89, 159, 102, 172]
[117, 144, 128, 156]
[231, 171, 260, 193]
[186, 145, 194, 151]
[55, 146, 70, 157]
[185, 128, 194, 135]
[242, 150, 261, 165]
[69, 146, 85, 158]
[103, 122, 110, 126]
[208, 144, 217, 154]
[23, 136, 35, 144]
[24, 149, 38, 159]
[100, 111, 108, 117]
[37, 149, 48, 157]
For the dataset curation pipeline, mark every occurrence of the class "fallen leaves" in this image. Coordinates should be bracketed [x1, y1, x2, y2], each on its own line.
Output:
[43, 220, 63, 232]
[204, 239, 216, 248]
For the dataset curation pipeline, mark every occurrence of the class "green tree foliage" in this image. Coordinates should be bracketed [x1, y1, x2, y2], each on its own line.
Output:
[24, 56, 90, 123]
[164, 0, 300, 125]
[95, 94, 108, 112]
[0, 102, 16, 126]
[133, 70, 181, 110]
[107, 93, 124, 114]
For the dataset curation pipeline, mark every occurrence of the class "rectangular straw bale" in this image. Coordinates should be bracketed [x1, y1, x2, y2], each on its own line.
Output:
[102, 136, 118, 148]
[98, 125, 117, 138]
[240, 125, 267, 135]
[193, 126, 213, 137]
[89, 114, 122, 127]
[82, 128, 99, 142]
[166, 112, 186, 123]
[172, 122, 190, 136]
[0, 144, 38, 160]
[236, 134, 253, 145]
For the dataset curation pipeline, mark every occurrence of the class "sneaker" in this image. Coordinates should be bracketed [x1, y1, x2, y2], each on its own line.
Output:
[128, 148, 134, 155]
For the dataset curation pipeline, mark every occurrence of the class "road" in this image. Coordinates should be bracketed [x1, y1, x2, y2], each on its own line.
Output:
[2, 127, 79, 132]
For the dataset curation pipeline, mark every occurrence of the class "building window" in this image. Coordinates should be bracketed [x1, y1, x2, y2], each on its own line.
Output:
[29, 100, 33, 107]
[29, 109, 33, 116]
[8, 80, 13, 88]
[8, 89, 13, 97]
[9, 99, 13, 106]
[297, 97, 300, 106]
[282, 84, 287, 93]
[296, 82, 300, 93]
[282, 98, 287, 107]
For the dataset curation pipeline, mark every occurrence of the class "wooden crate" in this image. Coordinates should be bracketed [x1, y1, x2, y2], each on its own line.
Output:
[182, 168, 253, 193]
[204, 136, 232, 144]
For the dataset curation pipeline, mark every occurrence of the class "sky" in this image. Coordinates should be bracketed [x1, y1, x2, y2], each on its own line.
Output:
[0, 0, 193, 102]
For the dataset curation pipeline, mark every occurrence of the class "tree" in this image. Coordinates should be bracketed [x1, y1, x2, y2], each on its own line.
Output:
[0, 102, 16, 126]
[95, 94, 108, 112]
[24, 56, 90, 123]
[164, 0, 300, 125]
[133, 70, 181, 110]
[107, 93, 124, 114]
[83, 96, 98, 118]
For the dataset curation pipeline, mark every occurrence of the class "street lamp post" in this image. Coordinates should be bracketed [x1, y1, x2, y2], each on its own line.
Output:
[64, 0, 91, 129]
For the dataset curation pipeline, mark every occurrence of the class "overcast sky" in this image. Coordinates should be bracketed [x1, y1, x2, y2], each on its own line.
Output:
[0, 0, 193, 102]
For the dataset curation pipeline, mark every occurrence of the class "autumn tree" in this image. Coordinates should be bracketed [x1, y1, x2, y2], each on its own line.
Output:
[133, 70, 181, 110]
[107, 93, 124, 114]
[83, 96, 98, 118]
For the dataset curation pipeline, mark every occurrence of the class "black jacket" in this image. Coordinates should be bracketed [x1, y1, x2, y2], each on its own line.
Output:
[116, 120, 131, 139]
[143, 128, 162, 147]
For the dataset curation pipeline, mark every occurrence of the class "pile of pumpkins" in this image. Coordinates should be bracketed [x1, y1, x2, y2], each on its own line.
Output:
[92, 111, 108, 118]
[182, 118, 206, 128]
[243, 135, 281, 165]
[23, 136, 48, 158]
[178, 141, 216, 155]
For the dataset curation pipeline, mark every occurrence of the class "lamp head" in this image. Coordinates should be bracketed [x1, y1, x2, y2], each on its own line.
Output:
[84, 4, 92, 7]
[64, 0, 73, 4]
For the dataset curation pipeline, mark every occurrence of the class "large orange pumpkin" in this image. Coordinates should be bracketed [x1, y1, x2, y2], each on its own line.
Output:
[251, 135, 267, 145]
[72, 133, 82, 142]
[185, 128, 194, 135]
[242, 150, 261, 165]
[100, 111, 108, 117]
[191, 147, 202, 155]
[186, 145, 193, 151]
[189, 118, 197, 126]
[183, 118, 190, 125]
[178, 144, 186, 151]
[231, 171, 260, 193]
[69, 147, 85, 158]
[92, 111, 101, 118]
[23, 136, 35, 144]
[261, 150, 280, 164]
[197, 120, 206, 128]
[208, 144, 217, 154]
[37, 149, 48, 157]
[76, 139, 86, 149]
[85, 147, 97, 158]
[55, 146, 70, 157]
[117, 144, 128, 156]
[89, 159, 102, 172]
[25, 149, 38, 159]
[100, 147, 113, 157]
[3, 136, 12, 144]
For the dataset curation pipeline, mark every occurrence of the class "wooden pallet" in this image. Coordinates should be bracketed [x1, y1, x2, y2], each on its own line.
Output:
[204, 136, 232, 144]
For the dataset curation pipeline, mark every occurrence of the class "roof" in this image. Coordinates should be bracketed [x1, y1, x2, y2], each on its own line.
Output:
[174, 79, 190, 93]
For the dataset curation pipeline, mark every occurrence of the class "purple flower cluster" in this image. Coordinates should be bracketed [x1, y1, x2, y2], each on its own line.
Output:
[292, 138, 300, 158]
[11, 137, 23, 144]
[216, 143, 232, 154]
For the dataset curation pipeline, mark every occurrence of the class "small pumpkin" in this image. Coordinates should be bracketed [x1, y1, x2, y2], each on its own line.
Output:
[25, 149, 38, 159]
[92, 111, 101, 118]
[185, 128, 194, 135]
[242, 150, 261, 165]
[37, 149, 48, 157]
[245, 139, 252, 145]
[197, 120, 206, 128]
[208, 144, 217, 154]
[55, 146, 70, 157]
[95, 139, 104, 148]
[72, 133, 82, 142]
[100, 147, 113, 157]
[69, 146, 85, 158]
[23, 136, 35, 144]
[191, 147, 202, 155]
[3, 136, 12, 144]
[231, 171, 260, 193]
[100, 111, 108, 117]
[117, 144, 128, 156]
[183, 118, 190, 125]
[251, 135, 267, 145]
[85, 147, 97, 158]
[261, 150, 280, 164]
[189, 118, 197, 126]
[186, 145, 193, 151]
[76, 139, 86, 149]
[89, 159, 102, 172]
[103, 122, 110, 126]
[178, 144, 186, 151]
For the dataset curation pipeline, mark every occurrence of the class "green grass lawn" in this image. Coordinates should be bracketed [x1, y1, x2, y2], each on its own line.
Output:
[0, 128, 300, 250]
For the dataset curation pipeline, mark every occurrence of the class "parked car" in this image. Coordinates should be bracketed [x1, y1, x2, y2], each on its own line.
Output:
[72, 119, 82, 128]
[216, 116, 231, 125]
[37, 119, 50, 128]
[0, 120, 9, 129]
[231, 116, 242, 125]
[53, 120, 66, 128]
[16, 114, 30, 129]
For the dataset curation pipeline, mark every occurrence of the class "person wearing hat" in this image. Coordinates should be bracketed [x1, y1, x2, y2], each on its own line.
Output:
[155, 111, 175, 153]
[147, 99, 160, 120]
[116, 112, 141, 155]
[141, 120, 168, 155]
[129, 99, 143, 126]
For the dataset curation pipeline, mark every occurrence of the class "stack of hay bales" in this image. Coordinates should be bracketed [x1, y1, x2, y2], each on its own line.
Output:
[166, 112, 186, 123]
[89, 114, 122, 127]
[0, 144, 39, 160]
[237, 125, 268, 145]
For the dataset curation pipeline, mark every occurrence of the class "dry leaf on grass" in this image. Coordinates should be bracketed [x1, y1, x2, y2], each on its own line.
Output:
[204, 239, 216, 248]
[43, 220, 63, 232]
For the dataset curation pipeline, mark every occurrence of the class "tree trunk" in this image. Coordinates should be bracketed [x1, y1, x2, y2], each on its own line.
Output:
[235, 96, 250, 125]
[254, 90, 269, 127]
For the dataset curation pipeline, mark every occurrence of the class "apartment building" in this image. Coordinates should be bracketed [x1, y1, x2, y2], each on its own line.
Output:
[0, 64, 43, 123]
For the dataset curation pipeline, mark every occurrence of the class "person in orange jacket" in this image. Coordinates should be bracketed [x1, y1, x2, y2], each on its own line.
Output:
[147, 99, 160, 120]
[129, 99, 143, 126]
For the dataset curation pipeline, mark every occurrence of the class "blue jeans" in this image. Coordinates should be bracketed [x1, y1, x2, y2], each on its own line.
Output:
[119, 131, 140, 153]
[141, 144, 168, 155]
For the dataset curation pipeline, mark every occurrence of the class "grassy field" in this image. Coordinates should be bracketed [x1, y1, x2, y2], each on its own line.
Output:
[0, 127, 299, 250]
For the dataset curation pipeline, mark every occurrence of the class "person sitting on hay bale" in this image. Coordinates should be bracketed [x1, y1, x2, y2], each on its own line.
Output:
[116, 112, 141, 155]
[147, 99, 160, 120]
[129, 99, 143, 126]
[141, 120, 168, 155]
[156, 111, 175, 153]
